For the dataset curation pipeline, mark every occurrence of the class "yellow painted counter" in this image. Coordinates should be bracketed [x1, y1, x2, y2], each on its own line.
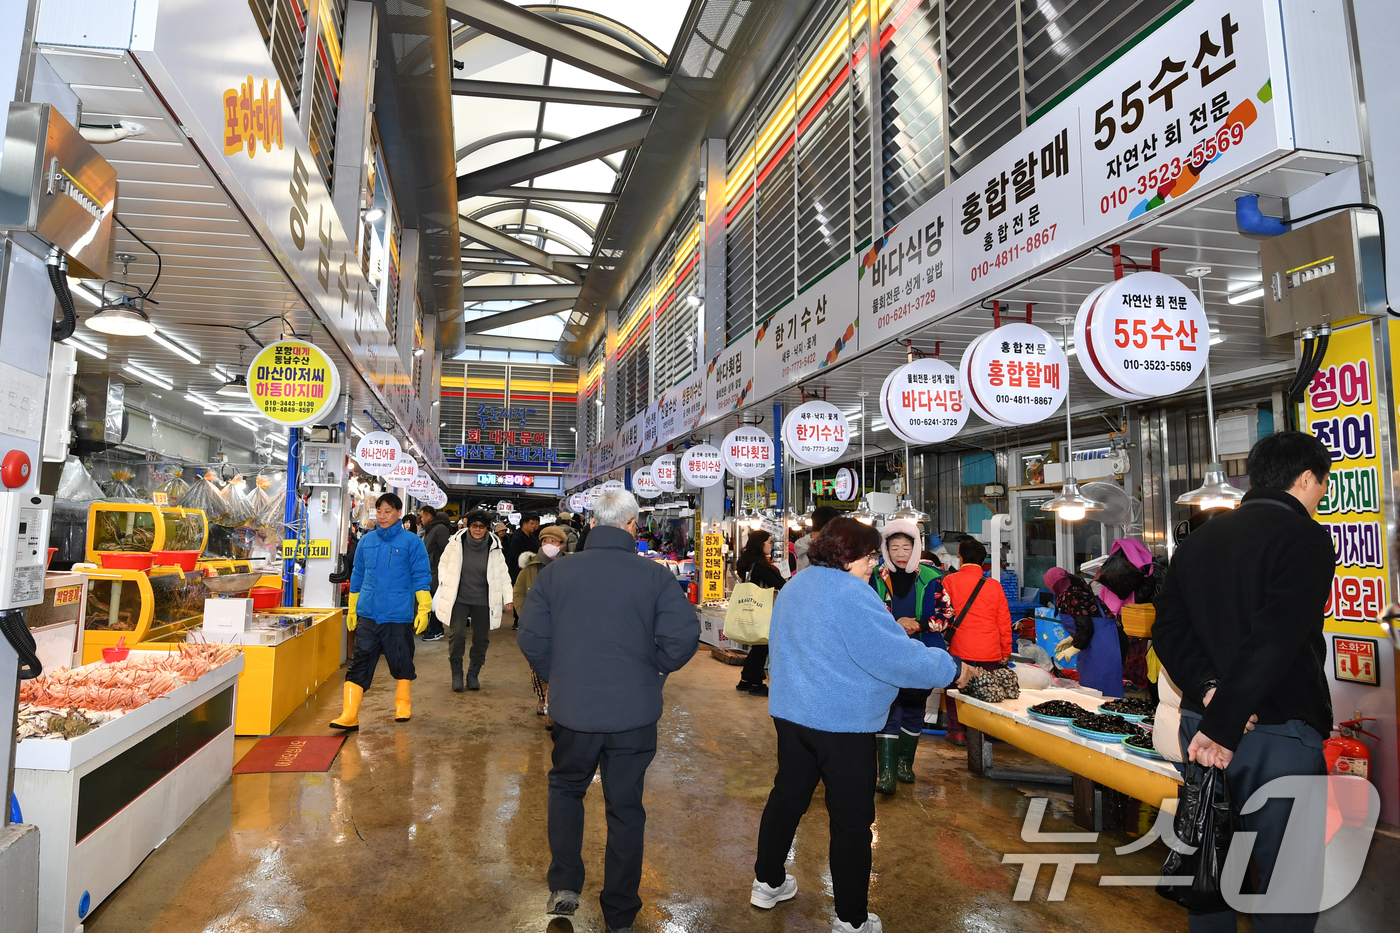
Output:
[953, 690, 1182, 808]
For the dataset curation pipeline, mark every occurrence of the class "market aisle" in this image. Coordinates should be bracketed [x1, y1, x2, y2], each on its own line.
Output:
[83, 630, 1389, 933]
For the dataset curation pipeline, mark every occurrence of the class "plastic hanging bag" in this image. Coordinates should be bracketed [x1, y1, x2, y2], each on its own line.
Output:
[255, 473, 287, 530]
[104, 468, 141, 502]
[1157, 762, 1243, 912]
[151, 467, 190, 505]
[55, 457, 105, 503]
[221, 475, 258, 527]
[177, 471, 230, 525]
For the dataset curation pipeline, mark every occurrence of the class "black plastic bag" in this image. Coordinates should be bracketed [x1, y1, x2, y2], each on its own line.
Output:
[1158, 762, 1244, 912]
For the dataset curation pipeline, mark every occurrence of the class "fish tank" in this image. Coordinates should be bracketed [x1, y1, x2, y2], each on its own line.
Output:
[86, 503, 208, 561]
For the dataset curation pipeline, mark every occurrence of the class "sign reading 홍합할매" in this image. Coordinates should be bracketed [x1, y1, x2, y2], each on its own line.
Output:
[131, 4, 437, 463]
[247, 340, 341, 427]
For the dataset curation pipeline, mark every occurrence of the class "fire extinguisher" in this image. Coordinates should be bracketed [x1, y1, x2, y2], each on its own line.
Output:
[1324, 716, 1379, 781]
[687, 579, 700, 605]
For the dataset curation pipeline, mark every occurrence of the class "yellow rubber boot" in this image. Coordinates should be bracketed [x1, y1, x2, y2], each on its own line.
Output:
[330, 681, 363, 731]
[394, 680, 412, 722]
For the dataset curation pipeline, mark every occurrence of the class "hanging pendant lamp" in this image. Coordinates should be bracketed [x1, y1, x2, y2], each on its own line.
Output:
[1043, 316, 1104, 522]
[1176, 268, 1243, 510]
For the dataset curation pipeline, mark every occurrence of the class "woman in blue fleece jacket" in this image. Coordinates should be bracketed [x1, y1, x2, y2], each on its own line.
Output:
[750, 518, 973, 933]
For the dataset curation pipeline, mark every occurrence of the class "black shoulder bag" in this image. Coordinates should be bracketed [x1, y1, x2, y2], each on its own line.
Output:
[948, 576, 987, 632]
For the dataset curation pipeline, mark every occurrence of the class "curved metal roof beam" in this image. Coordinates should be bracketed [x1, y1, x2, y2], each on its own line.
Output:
[456, 130, 623, 181]
[452, 7, 666, 66]
[484, 223, 591, 257]
[466, 199, 599, 238]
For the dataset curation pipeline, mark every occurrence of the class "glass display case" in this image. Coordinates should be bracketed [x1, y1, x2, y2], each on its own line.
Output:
[85, 503, 209, 561]
[81, 568, 207, 650]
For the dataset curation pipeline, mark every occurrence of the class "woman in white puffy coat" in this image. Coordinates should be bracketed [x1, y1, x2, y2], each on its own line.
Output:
[433, 510, 513, 692]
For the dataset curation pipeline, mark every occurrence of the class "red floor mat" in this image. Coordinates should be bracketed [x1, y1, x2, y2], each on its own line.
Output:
[233, 736, 345, 774]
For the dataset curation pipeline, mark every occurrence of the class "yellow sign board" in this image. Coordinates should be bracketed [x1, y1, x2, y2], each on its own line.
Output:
[281, 539, 333, 560]
[151, 492, 169, 505]
[248, 339, 341, 427]
[52, 584, 83, 606]
[702, 532, 724, 603]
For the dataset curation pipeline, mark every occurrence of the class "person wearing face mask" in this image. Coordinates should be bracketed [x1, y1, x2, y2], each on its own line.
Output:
[870, 520, 953, 793]
[514, 525, 570, 726]
[433, 510, 513, 692]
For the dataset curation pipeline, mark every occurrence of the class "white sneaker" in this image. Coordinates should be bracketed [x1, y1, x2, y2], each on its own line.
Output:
[832, 911, 882, 933]
[750, 874, 798, 908]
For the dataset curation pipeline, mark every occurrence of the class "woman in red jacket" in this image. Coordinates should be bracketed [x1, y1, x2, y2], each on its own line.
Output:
[940, 537, 1013, 746]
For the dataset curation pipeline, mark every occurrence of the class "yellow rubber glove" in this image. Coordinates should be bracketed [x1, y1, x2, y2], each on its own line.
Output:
[1054, 635, 1080, 662]
[346, 592, 359, 631]
[414, 590, 432, 635]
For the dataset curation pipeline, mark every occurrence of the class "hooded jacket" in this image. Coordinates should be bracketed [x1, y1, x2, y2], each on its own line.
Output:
[421, 513, 456, 588]
[350, 522, 432, 624]
[433, 530, 513, 629]
[871, 519, 949, 630]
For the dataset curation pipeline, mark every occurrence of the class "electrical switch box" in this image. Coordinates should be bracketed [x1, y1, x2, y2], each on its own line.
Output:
[1261, 209, 1386, 336]
[0, 492, 52, 610]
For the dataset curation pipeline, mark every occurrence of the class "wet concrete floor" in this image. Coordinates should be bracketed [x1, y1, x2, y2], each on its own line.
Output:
[85, 626, 1395, 932]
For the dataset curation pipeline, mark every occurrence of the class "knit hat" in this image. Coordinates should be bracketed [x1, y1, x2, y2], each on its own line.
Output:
[539, 525, 569, 545]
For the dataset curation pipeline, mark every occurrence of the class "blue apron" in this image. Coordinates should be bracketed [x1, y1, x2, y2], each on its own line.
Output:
[1059, 612, 1124, 698]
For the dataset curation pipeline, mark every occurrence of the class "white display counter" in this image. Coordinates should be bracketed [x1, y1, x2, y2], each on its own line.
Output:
[13, 656, 244, 933]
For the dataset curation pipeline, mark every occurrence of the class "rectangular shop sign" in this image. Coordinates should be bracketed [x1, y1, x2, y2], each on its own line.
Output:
[656, 381, 682, 446]
[595, 432, 618, 475]
[1304, 321, 1388, 626]
[616, 412, 645, 464]
[753, 255, 860, 402]
[281, 539, 332, 560]
[1333, 636, 1380, 686]
[642, 400, 659, 455]
[702, 532, 724, 603]
[678, 368, 706, 433]
[704, 330, 753, 423]
[122, 3, 438, 469]
[857, 190, 954, 350]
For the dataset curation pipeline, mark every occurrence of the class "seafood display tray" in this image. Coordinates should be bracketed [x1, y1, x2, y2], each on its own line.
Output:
[15, 654, 244, 772]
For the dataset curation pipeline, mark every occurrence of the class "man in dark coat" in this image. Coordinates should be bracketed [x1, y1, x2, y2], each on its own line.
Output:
[505, 512, 542, 584]
[1153, 431, 1336, 933]
[517, 488, 700, 933]
[418, 505, 455, 641]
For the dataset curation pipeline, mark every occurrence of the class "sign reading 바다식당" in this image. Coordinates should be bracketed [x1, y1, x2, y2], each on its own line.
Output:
[880, 359, 969, 444]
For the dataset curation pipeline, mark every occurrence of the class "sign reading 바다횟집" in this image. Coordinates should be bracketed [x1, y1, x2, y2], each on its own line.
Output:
[1307, 321, 1387, 627]
[706, 334, 752, 418]
[248, 340, 341, 427]
[721, 428, 774, 479]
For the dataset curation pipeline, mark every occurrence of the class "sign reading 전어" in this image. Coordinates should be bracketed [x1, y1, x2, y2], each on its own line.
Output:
[248, 339, 341, 427]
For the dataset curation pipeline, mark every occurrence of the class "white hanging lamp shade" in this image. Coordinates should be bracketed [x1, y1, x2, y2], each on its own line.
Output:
[851, 497, 879, 525]
[85, 304, 155, 336]
[1041, 477, 1104, 522]
[1175, 463, 1244, 510]
[889, 496, 930, 524]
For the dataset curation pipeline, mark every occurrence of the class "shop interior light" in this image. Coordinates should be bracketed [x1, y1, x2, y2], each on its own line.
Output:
[232, 416, 260, 431]
[66, 278, 102, 306]
[889, 497, 930, 523]
[1043, 317, 1103, 523]
[62, 333, 106, 359]
[86, 303, 156, 336]
[216, 374, 250, 397]
[148, 330, 200, 364]
[801, 503, 814, 527]
[121, 362, 172, 390]
[362, 206, 385, 224]
[1226, 284, 1266, 305]
[851, 499, 879, 525]
[1177, 268, 1244, 511]
[184, 392, 219, 413]
[350, 423, 365, 438]
[413, 347, 425, 357]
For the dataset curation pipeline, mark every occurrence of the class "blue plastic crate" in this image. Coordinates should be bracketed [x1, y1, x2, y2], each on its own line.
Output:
[999, 569, 1020, 604]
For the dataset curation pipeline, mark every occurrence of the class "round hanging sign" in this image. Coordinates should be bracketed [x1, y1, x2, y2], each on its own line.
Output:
[247, 339, 341, 427]
[652, 454, 678, 492]
[1073, 284, 1145, 401]
[408, 474, 434, 498]
[680, 445, 725, 487]
[634, 465, 662, 499]
[721, 427, 774, 479]
[569, 493, 586, 512]
[782, 401, 850, 466]
[960, 322, 1068, 426]
[601, 479, 625, 492]
[881, 359, 970, 444]
[1079, 271, 1209, 399]
[582, 487, 599, 510]
[833, 466, 858, 502]
[956, 333, 1015, 427]
[386, 454, 418, 486]
[354, 431, 401, 476]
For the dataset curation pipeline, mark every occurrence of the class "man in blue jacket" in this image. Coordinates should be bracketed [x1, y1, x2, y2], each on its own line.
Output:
[517, 487, 700, 933]
[330, 492, 433, 730]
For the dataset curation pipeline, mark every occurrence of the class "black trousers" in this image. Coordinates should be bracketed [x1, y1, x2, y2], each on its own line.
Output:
[547, 722, 658, 930]
[1178, 710, 1328, 933]
[755, 718, 876, 927]
[740, 644, 769, 685]
[345, 616, 415, 689]
[448, 602, 491, 671]
[424, 581, 444, 638]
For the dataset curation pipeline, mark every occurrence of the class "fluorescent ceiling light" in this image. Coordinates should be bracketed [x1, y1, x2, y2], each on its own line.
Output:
[63, 334, 106, 359]
[121, 362, 172, 390]
[350, 424, 365, 438]
[233, 417, 260, 431]
[67, 278, 102, 306]
[270, 432, 288, 445]
[148, 330, 200, 364]
[184, 392, 219, 412]
[1226, 284, 1265, 305]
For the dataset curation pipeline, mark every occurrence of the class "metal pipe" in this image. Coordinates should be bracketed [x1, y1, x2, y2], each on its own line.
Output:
[282, 428, 300, 606]
[1060, 320, 1075, 483]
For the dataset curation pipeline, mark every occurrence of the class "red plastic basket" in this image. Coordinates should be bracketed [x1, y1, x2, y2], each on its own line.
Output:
[152, 550, 200, 571]
[101, 553, 154, 571]
[251, 587, 282, 610]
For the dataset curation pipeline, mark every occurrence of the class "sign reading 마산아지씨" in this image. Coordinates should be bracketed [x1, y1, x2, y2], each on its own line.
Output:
[721, 428, 774, 479]
[355, 431, 401, 476]
[248, 340, 341, 427]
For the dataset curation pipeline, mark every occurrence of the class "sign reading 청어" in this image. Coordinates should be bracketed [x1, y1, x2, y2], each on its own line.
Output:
[721, 428, 774, 479]
[782, 401, 850, 467]
[681, 445, 725, 487]
[355, 431, 401, 476]
[248, 339, 341, 427]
